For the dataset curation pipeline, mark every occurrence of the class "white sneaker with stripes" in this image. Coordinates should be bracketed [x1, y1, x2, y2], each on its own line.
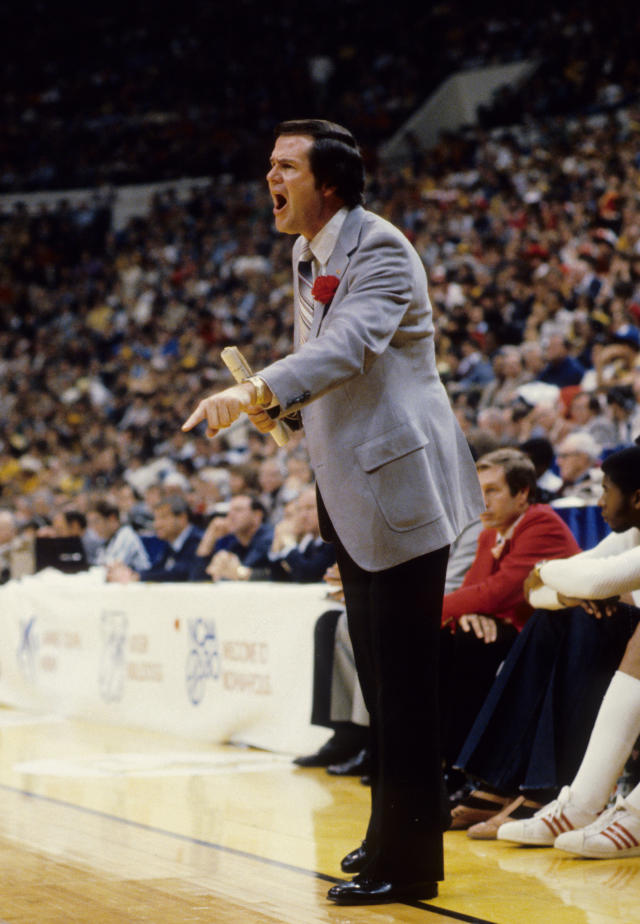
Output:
[497, 786, 597, 846]
[554, 796, 640, 858]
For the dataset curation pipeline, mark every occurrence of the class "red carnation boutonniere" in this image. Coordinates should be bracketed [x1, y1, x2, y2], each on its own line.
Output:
[311, 274, 340, 304]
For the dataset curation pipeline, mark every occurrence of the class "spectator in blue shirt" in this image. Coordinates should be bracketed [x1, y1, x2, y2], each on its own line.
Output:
[209, 485, 335, 583]
[539, 334, 586, 388]
[195, 493, 274, 581]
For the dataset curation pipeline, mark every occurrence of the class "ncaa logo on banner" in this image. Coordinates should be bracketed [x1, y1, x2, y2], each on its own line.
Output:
[186, 617, 220, 705]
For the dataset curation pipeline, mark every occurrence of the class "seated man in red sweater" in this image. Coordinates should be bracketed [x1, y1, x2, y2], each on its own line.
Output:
[440, 447, 580, 797]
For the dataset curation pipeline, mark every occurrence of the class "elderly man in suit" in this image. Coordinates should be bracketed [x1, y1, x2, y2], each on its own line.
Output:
[183, 119, 484, 905]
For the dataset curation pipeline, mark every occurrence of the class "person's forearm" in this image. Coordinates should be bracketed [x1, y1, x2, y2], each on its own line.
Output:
[528, 584, 562, 610]
[539, 545, 640, 600]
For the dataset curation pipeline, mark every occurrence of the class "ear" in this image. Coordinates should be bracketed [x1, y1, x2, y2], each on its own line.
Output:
[631, 488, 640, 511]
[320, 183, 338, 200]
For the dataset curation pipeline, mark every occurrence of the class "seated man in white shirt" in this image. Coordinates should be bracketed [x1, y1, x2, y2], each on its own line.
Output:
[91, 500, 150, 573]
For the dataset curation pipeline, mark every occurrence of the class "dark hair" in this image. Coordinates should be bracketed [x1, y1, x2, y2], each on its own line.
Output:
[240, 493, 267, 520]
[231, 492, 267, 520]
[275, 119, 365, 208]
[606, 385, 636, 413]
[520, 437, 554, 475]
[602, 444, 640, 495]
[250, 496, 267, 520]
[476, 447, 537, 501]
[64, 510, 87, 531]
[93, 501, 120, 520]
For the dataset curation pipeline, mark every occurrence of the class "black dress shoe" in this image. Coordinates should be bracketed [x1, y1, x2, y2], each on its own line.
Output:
[327, 875, 438, 905]
[293, 736, 360, 768]
[327, 748, 371, 776]
[340, 841, 368, 874]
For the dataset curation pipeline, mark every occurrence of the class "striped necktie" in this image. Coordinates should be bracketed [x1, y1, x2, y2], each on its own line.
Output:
[297, 240, 314, 343]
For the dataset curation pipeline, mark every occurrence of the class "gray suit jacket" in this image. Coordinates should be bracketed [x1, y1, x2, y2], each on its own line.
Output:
[261, 206, 484, 572]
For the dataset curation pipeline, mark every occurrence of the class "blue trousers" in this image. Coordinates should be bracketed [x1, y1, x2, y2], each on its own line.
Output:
[455, 604, 640, 795]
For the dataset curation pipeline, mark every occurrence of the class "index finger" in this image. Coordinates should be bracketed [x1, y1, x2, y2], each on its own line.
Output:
[182, 404, 205, 432]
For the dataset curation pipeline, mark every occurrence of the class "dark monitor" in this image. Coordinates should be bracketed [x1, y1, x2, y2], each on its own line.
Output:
[34, 537, 89, 574]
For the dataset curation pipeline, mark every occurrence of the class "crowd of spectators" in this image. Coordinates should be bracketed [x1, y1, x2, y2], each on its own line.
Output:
[1, 2, 640, 583]
[2, 98, 640, 559]
[3, 2, 640, 194]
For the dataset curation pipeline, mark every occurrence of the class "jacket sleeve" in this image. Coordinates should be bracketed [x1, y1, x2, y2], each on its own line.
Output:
[139, 559, 197, 582]
[138, 532, 203, 582]
[279, 541, 336, 583]
[251, 541, 336, 583]
[242, 526, 275, 569]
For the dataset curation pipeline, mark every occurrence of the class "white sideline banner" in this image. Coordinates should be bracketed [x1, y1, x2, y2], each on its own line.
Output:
[0, 570, 330, 754]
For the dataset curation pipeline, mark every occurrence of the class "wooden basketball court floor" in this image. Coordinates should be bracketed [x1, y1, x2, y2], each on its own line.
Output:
[0, 707, 637, 923]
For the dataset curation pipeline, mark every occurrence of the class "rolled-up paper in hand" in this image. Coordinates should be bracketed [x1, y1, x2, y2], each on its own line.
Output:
[220, 346, 289, 447]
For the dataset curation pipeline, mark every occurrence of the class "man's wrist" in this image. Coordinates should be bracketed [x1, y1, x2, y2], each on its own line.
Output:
[244, 375, 272, 408]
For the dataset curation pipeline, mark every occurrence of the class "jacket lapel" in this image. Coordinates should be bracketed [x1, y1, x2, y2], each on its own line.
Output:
[324, 205, 364, 278]
[309, 206, 365, 338]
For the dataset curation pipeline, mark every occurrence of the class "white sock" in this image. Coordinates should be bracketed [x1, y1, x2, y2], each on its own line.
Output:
[570, 671, 640, 815]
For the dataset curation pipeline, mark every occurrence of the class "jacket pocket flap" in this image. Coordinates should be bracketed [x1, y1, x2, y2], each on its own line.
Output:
[355, 421, 429, 473]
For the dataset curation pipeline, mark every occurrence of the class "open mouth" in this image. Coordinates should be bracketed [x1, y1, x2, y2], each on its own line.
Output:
[273, 193, 287, 213]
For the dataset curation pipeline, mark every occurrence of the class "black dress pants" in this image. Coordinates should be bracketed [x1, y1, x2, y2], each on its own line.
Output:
[439, 619, 518, 770]
[318, 494, 451, 882]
